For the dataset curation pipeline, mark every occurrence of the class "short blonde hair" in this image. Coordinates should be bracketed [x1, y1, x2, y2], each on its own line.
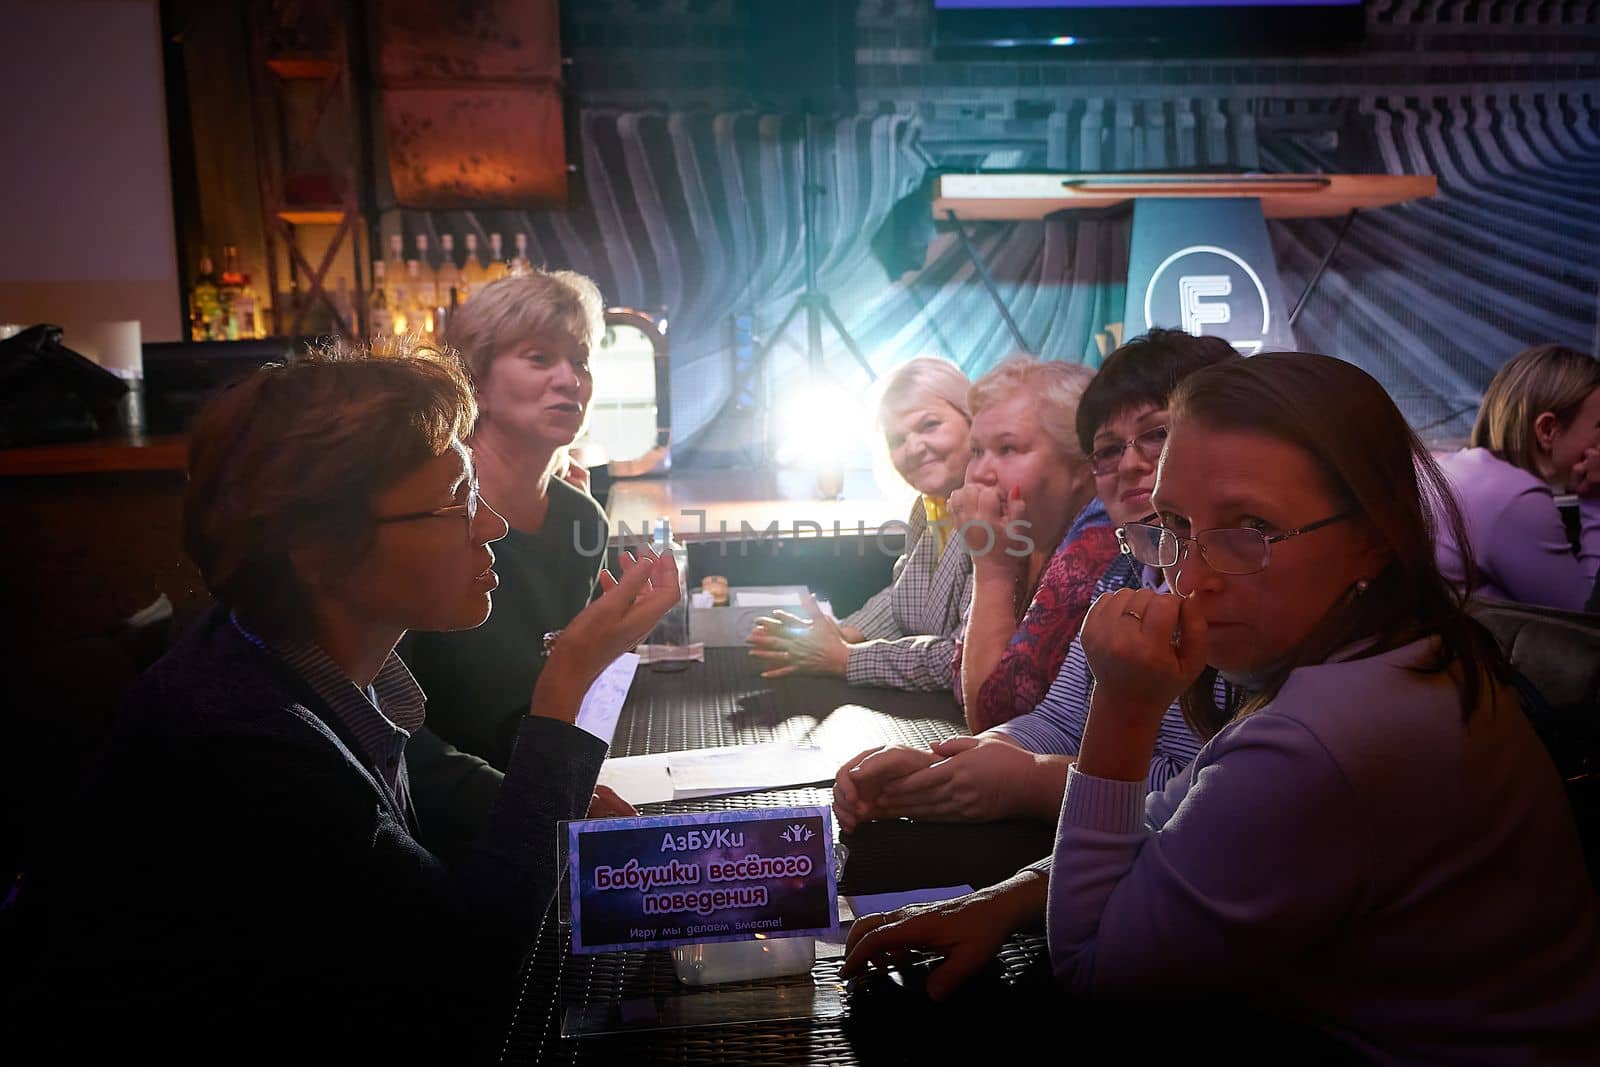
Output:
[968, 353, 1095, 460]
[878, 356, 972, 425]
[444, 268, 606, 383]
[1471, 343, 1600, 474]
[184, 334, 476, 640]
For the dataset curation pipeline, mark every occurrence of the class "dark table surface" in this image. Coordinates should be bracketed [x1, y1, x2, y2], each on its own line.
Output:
[500, 648, 1059, 1065]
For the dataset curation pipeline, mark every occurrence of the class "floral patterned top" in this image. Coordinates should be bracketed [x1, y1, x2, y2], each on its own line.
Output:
[956, 498, 1120, 733]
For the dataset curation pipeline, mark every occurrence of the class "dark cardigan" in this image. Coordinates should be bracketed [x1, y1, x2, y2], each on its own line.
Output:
[12, 607, 605, 1062]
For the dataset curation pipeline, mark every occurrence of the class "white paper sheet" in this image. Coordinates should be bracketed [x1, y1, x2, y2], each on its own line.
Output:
[596, 742, 838, 805]
[732, 591, 805, 607]
[666, 742, 837, 796]
[574, 652, 639, 745]
[597, 751, 676, 805]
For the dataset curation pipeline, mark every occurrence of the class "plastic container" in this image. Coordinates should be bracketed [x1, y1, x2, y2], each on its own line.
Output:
[671, 936, 816, 986]
[646, 517, 691, 670]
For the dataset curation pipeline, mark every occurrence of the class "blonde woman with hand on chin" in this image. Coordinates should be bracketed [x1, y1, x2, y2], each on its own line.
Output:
[949, 355, 1113, 735]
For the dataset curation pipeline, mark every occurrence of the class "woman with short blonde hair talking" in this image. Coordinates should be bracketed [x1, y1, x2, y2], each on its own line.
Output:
[405, 269, 612, 778]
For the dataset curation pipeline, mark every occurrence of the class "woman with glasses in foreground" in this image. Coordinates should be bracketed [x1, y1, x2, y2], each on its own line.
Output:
[14, 341, 679, 1060]
[844, 353, 1600, 1060]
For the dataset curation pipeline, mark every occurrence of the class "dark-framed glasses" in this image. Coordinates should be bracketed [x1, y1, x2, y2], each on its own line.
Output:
[1116, 512, 1350, 576]
[375, 479, 480, 532]
[1088, 425, 1168, 477]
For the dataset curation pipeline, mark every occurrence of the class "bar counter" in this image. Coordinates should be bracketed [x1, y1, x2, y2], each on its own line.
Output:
[0, 433, 188, 477]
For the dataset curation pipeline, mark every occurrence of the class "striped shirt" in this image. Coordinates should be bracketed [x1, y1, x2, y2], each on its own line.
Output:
[989, 555, 1220, 794]
[230, 613, 425, 817]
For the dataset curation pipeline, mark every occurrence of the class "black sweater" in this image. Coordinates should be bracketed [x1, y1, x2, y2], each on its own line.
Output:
[12, 607, 605, 1062]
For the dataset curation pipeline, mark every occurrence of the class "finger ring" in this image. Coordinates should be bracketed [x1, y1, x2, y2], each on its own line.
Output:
[1122, 609, 1143, 621]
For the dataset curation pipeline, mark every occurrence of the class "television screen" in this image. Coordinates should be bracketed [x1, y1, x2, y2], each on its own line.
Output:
[934, 0, 1365, 55]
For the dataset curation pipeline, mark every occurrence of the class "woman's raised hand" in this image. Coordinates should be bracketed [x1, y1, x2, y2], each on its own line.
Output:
[1075, 587, 1208, 785]
[532, 541, 681, 722]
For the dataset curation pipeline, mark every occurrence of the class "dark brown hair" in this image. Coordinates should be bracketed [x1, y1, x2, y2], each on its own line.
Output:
[183, 336, 477, 640]
[1168, 352, 1506, 739]
[1075, 328, 1240, 453]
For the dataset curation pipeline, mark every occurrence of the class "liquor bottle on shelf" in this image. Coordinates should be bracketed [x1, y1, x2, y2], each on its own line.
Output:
[511, 232, 533, 276]
[369, 260, 394, 339]
[406, 259, 434, 334]
[437, 234, 462, 308]
[461, 233, 488, 299]
[189, 251, 223, 341]
[218, 245, 262, 340]
[486, 233, 509, 283]
[413, 236, 439, 318]
[383, 233, 406, 307]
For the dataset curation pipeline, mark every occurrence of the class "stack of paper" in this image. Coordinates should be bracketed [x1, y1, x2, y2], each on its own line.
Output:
[597, 742, 839, 805]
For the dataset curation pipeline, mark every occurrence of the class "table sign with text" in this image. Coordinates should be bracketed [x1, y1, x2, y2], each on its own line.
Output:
[567, 806, 838, 955]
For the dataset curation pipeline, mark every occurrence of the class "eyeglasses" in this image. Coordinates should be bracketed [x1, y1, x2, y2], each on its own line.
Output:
[1116, 512, 1350, 576]
[375, 479, 480, 533]
[1088, 425, 1168, 477]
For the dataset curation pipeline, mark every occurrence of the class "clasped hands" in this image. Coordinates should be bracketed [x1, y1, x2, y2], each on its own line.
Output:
[832, 735, 1054, 831]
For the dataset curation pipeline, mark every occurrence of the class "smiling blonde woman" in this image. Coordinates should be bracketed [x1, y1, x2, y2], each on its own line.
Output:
[747, 356, 975, 690]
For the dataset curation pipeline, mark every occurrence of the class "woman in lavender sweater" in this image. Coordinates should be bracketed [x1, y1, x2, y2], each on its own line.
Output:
[1436, 343, 1600, 611]
[844, 354, 1600, 1063]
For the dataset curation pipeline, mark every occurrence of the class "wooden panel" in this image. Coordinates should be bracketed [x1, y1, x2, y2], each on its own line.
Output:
[0, 435, 188, 477]
[376, 0, 560, 83]
[375, 0, 567, 208]
[2, 470, 206, 645]
[934, 173, 1439, 221]
[381, 87, 568, 207]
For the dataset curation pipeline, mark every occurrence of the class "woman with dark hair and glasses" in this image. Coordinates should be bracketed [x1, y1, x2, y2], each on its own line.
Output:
[844, 353, 1600, 1061]
[834, 330, 1237, 829]
[12, 340, 680, 1060]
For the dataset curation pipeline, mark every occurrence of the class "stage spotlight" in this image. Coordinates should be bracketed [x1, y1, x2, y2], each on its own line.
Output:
[770, 380, 871, 500]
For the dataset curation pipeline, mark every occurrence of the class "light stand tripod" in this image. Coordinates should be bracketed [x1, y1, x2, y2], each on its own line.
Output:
[733, 112, 878, 405]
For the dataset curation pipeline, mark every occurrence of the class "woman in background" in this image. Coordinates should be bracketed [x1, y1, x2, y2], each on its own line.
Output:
[1436, 343, 1600, 611]
[746, 356, 973, 690]
[405, 270, 613, 774]
[403, 270, 633, 860]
